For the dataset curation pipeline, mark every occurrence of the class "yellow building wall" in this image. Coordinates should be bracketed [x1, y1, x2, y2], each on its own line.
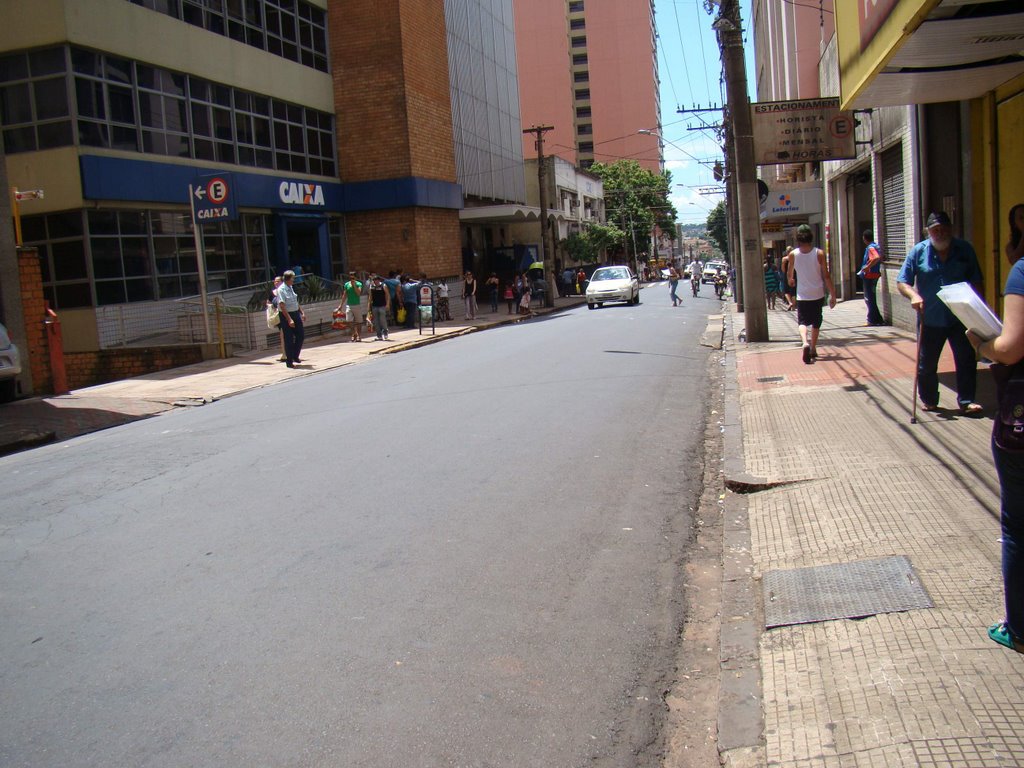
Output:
[835, 0, 938, 109]
[964, 74, 1024, 316]
[997, 84, 1024, 308]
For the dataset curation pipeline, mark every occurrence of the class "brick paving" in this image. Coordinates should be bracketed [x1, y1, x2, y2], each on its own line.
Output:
[722, 300, 1024, 768]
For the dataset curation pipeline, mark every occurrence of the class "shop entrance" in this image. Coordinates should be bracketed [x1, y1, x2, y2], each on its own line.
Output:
[273, 214, 330, 280]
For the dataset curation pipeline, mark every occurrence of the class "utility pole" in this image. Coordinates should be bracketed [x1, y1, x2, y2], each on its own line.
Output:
[523, 125, 557, 307]
[716, 0, 767, 341]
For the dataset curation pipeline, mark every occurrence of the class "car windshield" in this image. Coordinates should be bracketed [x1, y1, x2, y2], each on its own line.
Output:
[593, 268, 629, 281]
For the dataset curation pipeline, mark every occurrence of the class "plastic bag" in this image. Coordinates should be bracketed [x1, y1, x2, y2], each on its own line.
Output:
[397, 307, 407, 324]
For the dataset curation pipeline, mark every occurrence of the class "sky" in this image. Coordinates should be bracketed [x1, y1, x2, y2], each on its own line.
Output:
[653, 0, 756, 227]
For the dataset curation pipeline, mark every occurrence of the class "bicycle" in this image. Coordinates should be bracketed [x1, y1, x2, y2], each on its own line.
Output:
[691, 277, 700, 297]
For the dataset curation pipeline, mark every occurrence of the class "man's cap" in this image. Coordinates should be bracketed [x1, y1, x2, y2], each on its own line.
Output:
[926, 211, 951, 228]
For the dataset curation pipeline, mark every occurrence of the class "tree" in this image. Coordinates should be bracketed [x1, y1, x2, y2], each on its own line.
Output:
[590, 160, 678, 264]
[562, 222, 625, 263]
[706, 201, 729, 258]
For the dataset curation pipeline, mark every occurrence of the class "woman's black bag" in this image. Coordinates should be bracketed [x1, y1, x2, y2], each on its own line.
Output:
[992, 362, 1024, 451]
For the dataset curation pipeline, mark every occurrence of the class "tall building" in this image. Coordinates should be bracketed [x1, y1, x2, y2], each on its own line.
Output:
[513, 0, 661, 172]
[0, 0, 525, 394]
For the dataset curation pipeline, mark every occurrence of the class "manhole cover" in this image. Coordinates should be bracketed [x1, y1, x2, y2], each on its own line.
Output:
[756, 376, 785, 383]
[763, 555, 933, 629]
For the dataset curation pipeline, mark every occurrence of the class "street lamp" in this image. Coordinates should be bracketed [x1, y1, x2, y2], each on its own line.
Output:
[10, 188, 45, 246]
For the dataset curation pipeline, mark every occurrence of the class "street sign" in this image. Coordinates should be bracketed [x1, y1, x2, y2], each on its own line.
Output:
[751, 98, 857, 166]
[190, 173, 237, 224]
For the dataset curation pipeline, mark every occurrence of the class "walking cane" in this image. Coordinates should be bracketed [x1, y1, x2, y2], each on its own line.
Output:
[910, 311, 922, 424]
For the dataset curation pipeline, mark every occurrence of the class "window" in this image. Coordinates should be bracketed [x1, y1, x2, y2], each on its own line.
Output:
[570, 18, 585, 30]
[572, 53, 588, 65]
[576, 106, 591, 118]
[577, 123, 592, 135]
[571, 36, 587, 48]
[67, 47, 335, 175]
[578, 141, 594, 153]
[575, 88, 590, 100]
[569, 0, 584, 11]
[573, 71, 590, 83]
[0, 48, 73, 154]
[20, 211, 91, 309]
[128, 0, 328, 72]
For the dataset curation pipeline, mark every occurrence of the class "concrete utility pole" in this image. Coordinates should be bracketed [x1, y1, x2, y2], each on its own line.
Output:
[523, 125, 558, 307]
[716, 0, 767, 341]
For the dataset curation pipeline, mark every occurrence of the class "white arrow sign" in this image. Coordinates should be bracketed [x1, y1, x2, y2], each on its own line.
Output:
[193, 186, 206, 200]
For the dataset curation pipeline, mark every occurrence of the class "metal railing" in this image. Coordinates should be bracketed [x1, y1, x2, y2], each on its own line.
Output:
[96, 276, 346, 353]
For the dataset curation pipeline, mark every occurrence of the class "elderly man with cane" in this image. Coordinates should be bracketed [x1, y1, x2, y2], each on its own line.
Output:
[897, 212, 984, 416]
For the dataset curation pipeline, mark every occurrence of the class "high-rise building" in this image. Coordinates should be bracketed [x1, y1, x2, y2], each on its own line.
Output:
[513, 0, 662, 172]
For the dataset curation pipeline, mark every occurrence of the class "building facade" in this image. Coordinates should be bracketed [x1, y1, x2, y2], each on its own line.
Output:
[513, 0, 662, 172]
[1, 0, 526, 394]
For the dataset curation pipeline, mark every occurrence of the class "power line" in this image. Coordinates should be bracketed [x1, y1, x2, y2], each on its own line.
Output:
[669, 0, 695, 107]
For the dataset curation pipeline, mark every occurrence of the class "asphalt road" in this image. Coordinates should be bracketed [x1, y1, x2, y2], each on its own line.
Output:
[0, 284, 718, 767]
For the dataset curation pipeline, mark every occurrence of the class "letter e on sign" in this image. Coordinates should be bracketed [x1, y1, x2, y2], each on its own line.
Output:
[206, 177, 229, 205]
[829, 115, 853, 140]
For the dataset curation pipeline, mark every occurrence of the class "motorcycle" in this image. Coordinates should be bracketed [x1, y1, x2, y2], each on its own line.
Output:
[714, 272, 727, 299]
[691, 276, 700, 297]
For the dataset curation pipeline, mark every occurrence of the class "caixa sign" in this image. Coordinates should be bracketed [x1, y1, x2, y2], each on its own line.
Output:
[279, 181, 326, 206]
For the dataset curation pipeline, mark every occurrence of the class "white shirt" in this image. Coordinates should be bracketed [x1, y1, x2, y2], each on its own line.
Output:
[687, 261, 700, 277]
[792, 247, 825, 301]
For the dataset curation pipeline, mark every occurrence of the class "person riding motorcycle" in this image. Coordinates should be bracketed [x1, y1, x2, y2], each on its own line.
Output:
[688, 259, 701, 296]
[714, 268, 728, 299]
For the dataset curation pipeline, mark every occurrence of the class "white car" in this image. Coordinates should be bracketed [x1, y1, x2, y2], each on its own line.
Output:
[0, 322, 22, 402]
[586, 266, 640, 309]
[702, 261, 728, 284]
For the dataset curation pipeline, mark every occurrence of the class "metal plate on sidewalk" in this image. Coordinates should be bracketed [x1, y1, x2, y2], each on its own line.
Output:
[763, 555, 933, 629]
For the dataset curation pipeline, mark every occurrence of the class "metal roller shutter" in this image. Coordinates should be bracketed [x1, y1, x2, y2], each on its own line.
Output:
[881, 145, 905, 261]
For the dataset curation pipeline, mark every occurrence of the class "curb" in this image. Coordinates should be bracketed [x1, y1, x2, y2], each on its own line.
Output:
[0, 428, 56, 457]
[718, 310, 765, 766]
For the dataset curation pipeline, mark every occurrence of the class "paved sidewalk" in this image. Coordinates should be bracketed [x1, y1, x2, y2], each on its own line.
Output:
[720, 300, 1024, 767]
[0, 295, 587, 454]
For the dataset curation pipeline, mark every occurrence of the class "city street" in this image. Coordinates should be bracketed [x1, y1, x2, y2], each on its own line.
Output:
[0, 286, 720, 767]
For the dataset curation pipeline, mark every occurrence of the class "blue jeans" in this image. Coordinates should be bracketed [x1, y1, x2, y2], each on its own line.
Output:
[917, 322, 976, 408]
[281, 313, 304, 363]
[864, 277, 884, 325]
[993, 440, 1024, 641]
[669, 280, 681, 304]
[372, 306, 389, 338]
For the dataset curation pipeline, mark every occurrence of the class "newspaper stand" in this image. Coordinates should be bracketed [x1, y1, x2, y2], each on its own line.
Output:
[418, 284, 435, 335]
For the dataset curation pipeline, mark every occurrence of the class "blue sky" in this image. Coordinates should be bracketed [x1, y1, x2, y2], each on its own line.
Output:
[654, 0, 755, 226]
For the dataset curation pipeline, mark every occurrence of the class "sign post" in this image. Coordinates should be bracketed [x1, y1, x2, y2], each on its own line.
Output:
[418, 283, 435, 336]
[188, 174, 237, 346]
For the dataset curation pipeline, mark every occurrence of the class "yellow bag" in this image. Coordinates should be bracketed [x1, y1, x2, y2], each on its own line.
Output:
[397, 307, 407, 324]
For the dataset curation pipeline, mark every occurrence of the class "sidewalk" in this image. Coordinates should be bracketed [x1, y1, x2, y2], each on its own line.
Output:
[0, 295, 587, 454]
[720, 299, 1024, 767]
